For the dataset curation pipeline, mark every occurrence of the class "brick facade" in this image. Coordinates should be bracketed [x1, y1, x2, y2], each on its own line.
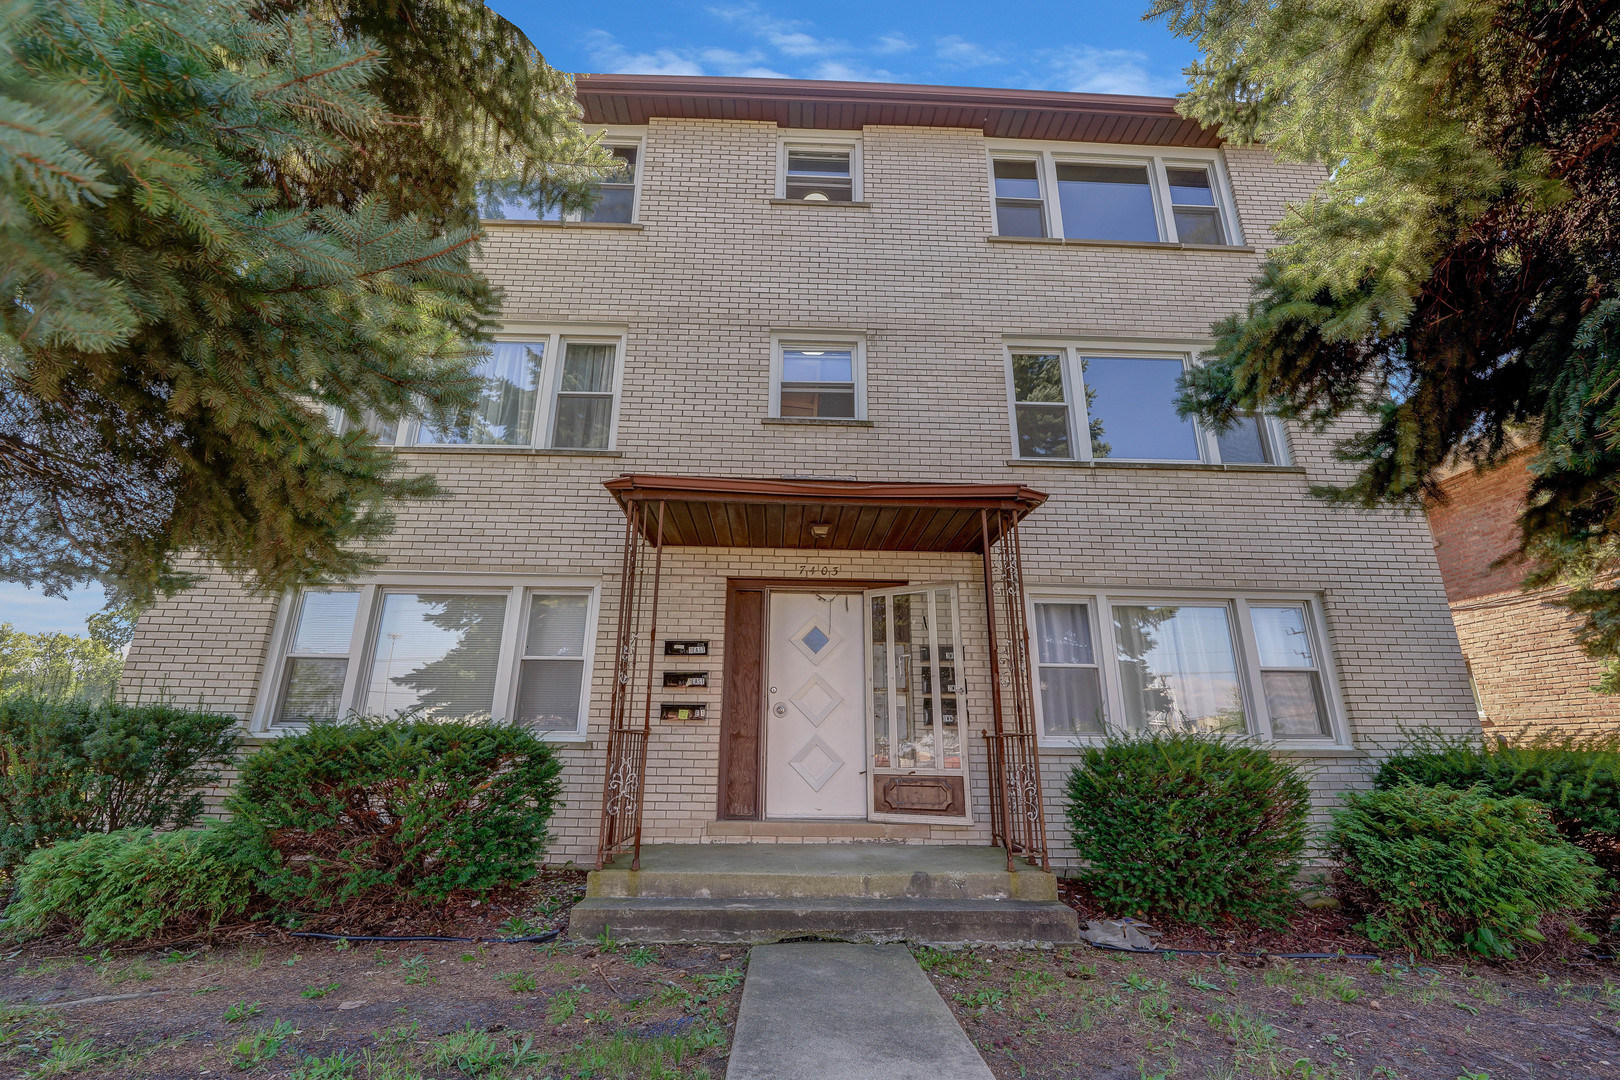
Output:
[1427, 450, 1616, 733]
[122, 109, 1482, 867]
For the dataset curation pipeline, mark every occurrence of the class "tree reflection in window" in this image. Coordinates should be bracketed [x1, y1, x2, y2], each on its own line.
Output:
[1112, 604, 1246, 733]
[364, 593, 507, 720]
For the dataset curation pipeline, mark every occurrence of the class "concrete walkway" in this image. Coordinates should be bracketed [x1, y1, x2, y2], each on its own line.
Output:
[726, 943, 995, 1080]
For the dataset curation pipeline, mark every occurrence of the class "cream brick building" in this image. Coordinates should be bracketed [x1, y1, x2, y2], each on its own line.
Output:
[121, 75, 1481, 872]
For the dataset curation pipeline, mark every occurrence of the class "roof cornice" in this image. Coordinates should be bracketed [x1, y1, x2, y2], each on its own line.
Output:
[575, 73, 1219, 147]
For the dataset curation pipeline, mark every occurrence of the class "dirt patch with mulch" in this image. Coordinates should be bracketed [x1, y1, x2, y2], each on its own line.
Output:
[918, 943, 1620, 1080]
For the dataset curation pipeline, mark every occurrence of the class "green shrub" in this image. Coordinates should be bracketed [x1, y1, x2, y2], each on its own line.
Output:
[1329, 783, 1605, 957]
[1377, 730, 1620, 873]
[0, 698, 240, 871]
[1064, 731, 1311, 925]
[229, 718, 563, 912]
[1, 825, 259, 944]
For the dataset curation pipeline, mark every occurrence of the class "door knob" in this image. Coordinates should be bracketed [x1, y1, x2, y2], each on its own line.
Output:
[773, 703, 788, 717]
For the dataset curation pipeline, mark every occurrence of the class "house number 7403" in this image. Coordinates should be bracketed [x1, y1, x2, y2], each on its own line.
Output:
[796, 564, 840, 576]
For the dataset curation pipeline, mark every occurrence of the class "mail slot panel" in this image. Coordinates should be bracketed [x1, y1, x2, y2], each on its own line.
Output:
[662, 671, 709, 688]
[664, 640, 709, 656]
[872, 774, 967, 817]
[660, 703, 708, 723]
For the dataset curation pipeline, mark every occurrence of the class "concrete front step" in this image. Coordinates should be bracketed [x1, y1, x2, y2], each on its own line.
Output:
[588, 843, 1058, 902]
[568, 896, 1081, 946]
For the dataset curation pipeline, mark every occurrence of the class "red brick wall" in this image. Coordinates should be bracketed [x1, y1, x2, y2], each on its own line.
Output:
[1427, 451, 1535, 603]
[1427, 449, 1618, 731]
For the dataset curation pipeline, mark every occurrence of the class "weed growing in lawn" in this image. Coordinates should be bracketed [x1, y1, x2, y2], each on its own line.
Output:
[301, 981, 341, 1000]
[222, 999, 263, 1023]
[289, 1050, 358, 1079]
[594, 924, 620, 953]
[499, 916, 545, 938]
[1121, 972, 1168, 994]
[230, 1019, 296, 1067]
[245, 947, 265, 969]
[584, 1008, 615, 1025]
[108, 959, 153, 985]
[548, 1023, 726, 1080]
[400, 954, 433, 985]
[698, 967, 743, 995]
[430, 1026, 544, 1073]
[1187, 974, 1223, 992]
[954, 987, 1007, 1012]
[547, 988, 581, 1024]
[160, 949, 199, 964]
[24, 1036, 104, 1077]
[498, 971, 537, 993]
[284, 953, 302, 966]
[627, 946, 658, 968]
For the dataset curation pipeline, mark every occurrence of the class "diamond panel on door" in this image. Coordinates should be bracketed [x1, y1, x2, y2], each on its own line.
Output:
[791, 616, 842, 665]
[789, 674, 844, 726]
[788, 734, 845, 792]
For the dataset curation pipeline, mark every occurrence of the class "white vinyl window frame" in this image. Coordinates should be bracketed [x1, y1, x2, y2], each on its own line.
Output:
[768, 332, 868, 421]
[776, 132, 863, 202]
[484, 128, 646, 225]
[250, 573, 601, 741]
[365, 326, 626, 452]
[985, 142, 1242, 246]
[1025, 587, 1351, 750]
[1002, 340, 1291, 465]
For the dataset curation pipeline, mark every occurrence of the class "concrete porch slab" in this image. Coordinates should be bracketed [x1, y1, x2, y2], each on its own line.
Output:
[588, 842, 1058, 901]
[727, 943, 994, 1080]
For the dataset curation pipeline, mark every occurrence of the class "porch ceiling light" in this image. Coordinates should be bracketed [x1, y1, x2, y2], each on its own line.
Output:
[809, 521, 833, 539]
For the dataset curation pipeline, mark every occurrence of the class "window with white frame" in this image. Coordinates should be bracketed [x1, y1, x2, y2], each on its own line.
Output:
[360, 331, 622, 450]
[1005, 344, 1288, 464]
[989, 147, 1239, 245]
[259, 580, 596, 736]
[772, 337, 864, 419]
[484, 143, 641, 223]
[780, 139, 859, 202]
[1030, 592, 1344, 743]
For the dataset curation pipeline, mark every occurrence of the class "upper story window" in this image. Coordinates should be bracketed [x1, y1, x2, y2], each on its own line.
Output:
[771, 336, 866, 420]
[482, 138, 642, 224]
[1030, 591, 1345, 745]
[256, 577, 599, 738]
[1005, 343, 1288, 465]
[338, 329, 623, 451]
[988, 147, 1240, 246]
[778, 136, 861, 202]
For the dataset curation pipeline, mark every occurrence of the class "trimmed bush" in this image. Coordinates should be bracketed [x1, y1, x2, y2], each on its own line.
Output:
[1376, 732, 1620, 866]
[1329, 783, 1605, 957]
[229, 718, 563, 913]
[1064, 731, 1311, 925]
[0, 698, 240, 871]
[1, 825, 258, 944]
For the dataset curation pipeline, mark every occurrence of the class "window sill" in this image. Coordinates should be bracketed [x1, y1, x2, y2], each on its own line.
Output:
[987, 235, 1255, 253]
[1005, 458, 1304, 474]
[1039, 738, 1363, 757]
[763, 417, 875, 428]
[395, 446, 624, 457]
[768, 199, 872, 208]
[480, 219, 644, 231]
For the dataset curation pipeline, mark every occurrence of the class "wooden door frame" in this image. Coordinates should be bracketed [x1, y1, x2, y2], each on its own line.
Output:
[717, 577, 904, 821]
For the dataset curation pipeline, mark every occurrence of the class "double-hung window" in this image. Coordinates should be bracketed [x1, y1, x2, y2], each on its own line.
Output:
[989, 147, 1239, 245]
[779, 138, 860, 202]
[483, 141, 642, 223]
[366, 329, 623, 451]
[1030, 592, 1345, 744]
[257, 578, 598, 738]
[771, 337, 864, 420]
[1005, 344, 1288, 465]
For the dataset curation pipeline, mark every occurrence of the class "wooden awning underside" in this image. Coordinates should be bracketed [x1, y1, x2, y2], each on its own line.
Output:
[603, 474, 1048, 553]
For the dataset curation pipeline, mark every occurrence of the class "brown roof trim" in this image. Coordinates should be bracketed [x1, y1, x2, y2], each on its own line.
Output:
[605, 473, 1047, 510]
[576, 74, 1218, 147]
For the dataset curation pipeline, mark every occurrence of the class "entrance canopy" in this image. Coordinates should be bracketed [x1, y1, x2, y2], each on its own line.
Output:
[602, 474, 1047, 552]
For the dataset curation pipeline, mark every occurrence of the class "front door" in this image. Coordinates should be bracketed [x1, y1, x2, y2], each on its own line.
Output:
[764, 591, 867, 818]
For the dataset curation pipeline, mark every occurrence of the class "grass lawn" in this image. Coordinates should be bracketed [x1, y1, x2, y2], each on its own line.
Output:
[0, 935, 742, 1079]
[918, 944, 1620, 1079]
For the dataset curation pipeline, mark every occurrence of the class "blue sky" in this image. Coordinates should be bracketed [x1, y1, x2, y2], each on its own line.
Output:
[0, 581, 106, 637]
[492, 0, 1196, 97]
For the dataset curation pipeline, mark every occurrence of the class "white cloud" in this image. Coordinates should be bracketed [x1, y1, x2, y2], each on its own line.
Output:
[583, 30, 787, 78]
[872, 33, 914, 55]
[1039, 46, 1185, 96]
[809, 59, 900, 83]
[935, 36, 1004, 68]
[709, 4, 847, 58]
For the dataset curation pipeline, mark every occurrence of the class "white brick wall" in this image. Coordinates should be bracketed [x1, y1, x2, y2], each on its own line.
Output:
[121, 119, 1480, 868]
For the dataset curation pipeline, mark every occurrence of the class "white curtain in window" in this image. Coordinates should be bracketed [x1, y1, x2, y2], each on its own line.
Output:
[1113, 604, 1245, 733]
[418, 343, 543, 446]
